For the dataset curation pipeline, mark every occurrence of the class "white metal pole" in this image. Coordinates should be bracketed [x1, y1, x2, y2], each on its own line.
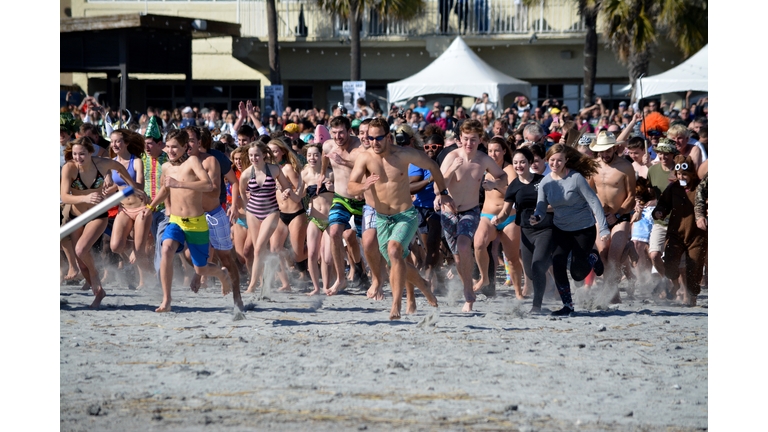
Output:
[60, 187, 135, 240]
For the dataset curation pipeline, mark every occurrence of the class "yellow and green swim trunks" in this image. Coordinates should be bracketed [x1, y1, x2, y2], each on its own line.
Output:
[162, 214, 210, 267]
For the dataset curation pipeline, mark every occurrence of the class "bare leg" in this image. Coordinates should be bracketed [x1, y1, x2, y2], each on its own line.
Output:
[71, 219, 109, 308]
[61, 237, 81, 281]
[194, 263, 233, 296]
[501, 223, 524, 299]
[327, 224, 349, 295]
[157, 238, 180, 312]
[246, 212, 280, 293]
[306, 222, 323, 296]
[215, 249, 243, 310]
[270, 220, 292, 292]
[362, 228, 385, 300]
[387, 241, 407, 320]
[472, 219, 495, 292]
[405, 262, 438, 308]
[132, 213, 154, 289]
[454, 236, 476, 312]
[602, 222, 631, 304]
[289, 213, 309, 276]
[320, 231, 335, 292]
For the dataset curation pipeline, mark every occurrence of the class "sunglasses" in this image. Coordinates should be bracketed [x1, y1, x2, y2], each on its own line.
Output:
[369, 134, 388, 142]
[424, 144, 443, 151]
[647, 130, 663, 137]
[675, 163, 689, 171]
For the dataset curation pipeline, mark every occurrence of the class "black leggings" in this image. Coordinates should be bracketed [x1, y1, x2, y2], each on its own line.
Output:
[551, 225, 597, 307]
[521, 226, 555, 308]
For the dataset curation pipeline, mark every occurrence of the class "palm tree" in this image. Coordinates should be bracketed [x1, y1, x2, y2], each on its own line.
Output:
[523, 0, 603, 108]
[316, 0, 424, 81]
[602, 0, 707, 102]
[266, 0, 281, 85]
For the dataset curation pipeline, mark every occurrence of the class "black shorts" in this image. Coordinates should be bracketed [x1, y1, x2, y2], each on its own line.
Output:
[279, 208, 306, 226]
[415, 206, 441, 235]
[608, 213, 632, 231]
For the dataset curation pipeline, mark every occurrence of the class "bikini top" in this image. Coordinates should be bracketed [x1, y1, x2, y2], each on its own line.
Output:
[112, 154, 137, 187]
[306, 183, 329, 198]
[71, 165, 105, 191]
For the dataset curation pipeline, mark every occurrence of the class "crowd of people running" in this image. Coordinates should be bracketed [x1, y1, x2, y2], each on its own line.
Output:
[59, 92, 708, 318]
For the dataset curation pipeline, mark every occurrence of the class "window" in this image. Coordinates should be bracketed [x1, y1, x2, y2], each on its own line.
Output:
[287, 85, 314, 110]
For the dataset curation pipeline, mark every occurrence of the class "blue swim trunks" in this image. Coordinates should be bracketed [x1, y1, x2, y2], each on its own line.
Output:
[162, 215, 210, 267]
[329, 193, 365, 238]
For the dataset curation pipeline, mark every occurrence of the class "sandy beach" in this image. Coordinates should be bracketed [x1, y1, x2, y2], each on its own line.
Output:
[60, 267, 707, 432]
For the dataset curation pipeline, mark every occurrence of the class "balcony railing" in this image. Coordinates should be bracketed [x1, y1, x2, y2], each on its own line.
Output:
[239, 0, 591, 39]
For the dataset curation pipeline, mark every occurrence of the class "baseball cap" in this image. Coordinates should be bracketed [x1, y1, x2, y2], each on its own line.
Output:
[283, 123, 300, 134]
[182, 106, 193, 114]
[619, 101, 627, 107]
[417, 97, 426, 102]
[351, 119, 362, 128]
[550, 108, 561, 115]
[444, 106, 452, 112]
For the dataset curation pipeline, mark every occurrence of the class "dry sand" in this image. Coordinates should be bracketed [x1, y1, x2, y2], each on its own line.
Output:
[60, 268, 707, 432]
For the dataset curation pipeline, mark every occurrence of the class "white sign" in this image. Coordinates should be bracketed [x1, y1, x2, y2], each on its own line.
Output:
[264, 85, 284, 115]
[342, 81, 366, 113]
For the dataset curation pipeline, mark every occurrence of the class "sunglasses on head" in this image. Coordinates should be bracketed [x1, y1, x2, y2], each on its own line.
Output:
[424, 144, 443, 151]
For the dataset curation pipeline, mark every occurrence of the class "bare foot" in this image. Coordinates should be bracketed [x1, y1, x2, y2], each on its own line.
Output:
[472, 278, 488, 293]
[64, 268, 81, 282]
[277, 285, 292, 292]
[325, 278, 347, 296]
[234, 297, 245, 311]
[155, 301, 172, 312]
[219, 267, 233, 296]
[200, 275, 209, 289]
[461, 301, 474, 312]
[183, 276, 192, 287]
[89, 288, 106, 309]
[81, 281, 91, 291]
[389, 304, 402, 320]
[307, 288, 322, 296]
[244, 287, 257, 294]
[190, 275, 201, 293]
[686, 296, 697, 307]
[367, 283, 384, 301]
[406, 296, 418, 314]
[610, 292, 622, 304]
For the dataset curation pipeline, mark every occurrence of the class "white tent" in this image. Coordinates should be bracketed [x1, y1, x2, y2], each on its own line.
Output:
[635, 45, 708, 100]
[387, 37, 531, 109]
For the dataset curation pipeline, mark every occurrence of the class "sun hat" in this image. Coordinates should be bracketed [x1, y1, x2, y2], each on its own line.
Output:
[589, 130, 624, 152]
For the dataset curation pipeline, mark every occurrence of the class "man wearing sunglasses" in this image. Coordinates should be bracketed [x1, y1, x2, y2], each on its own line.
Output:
[348, 119, 453, 320]
[409, 134, 446, 293]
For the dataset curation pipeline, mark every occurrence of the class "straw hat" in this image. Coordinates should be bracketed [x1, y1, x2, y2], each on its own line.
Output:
[589, 130, 624, 152]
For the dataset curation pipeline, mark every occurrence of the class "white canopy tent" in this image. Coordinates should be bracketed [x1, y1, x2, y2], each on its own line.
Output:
[634, 45, 708, 100]
[387, 37, 530, 111]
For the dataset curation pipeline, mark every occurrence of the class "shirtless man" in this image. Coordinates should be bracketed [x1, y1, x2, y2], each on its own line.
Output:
[358, 118, 388, 300]
[588, 131, 636, 302]
[320, 116, 368, 295]
[145, 130, 233, 312]
[348, 118, 450, 319]
[184, 126, 244, 311]
[440, 120, 508, 312]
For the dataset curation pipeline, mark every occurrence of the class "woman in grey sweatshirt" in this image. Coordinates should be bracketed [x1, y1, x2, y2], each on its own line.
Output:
[531, 144, 610, 316]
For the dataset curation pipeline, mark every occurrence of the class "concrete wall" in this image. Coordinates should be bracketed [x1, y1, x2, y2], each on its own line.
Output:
[66, 0, 270, 96]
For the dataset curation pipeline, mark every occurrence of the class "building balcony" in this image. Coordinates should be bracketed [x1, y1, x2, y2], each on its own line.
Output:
[238, 0, 594, 40]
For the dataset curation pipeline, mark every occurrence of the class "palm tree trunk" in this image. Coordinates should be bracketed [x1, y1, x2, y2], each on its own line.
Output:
[582, 4, 599, 108]
[350, 0, 362, 81]
[628, 48, 650, 103]
[266, 0, 281, 85]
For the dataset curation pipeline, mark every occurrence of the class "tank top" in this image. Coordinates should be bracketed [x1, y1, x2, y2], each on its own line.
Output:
[112, 154, 137, 187]
[246, 164, 279, 220]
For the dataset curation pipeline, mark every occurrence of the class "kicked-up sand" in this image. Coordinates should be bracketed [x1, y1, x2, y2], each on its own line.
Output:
[60, 270, 707, 432]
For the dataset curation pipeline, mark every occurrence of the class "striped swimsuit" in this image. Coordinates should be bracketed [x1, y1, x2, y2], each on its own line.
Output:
[246, 165, 279, 220]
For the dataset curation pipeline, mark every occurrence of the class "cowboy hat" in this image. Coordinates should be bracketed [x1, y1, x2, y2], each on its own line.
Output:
[589, 130, 624, 152]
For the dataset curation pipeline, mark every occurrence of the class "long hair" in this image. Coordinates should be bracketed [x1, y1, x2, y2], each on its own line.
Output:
[268, 139, 303, 173]
[109, 128, 145, 158]
[230, 146, 251, 173]
[64, 136, 95, 162]
[250, 142, 276, 165]
[488, 136, 513, 165]
[545, 143, 600, 179]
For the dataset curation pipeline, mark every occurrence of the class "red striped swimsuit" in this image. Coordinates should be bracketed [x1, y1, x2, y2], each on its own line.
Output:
[246, 165, 279, 220]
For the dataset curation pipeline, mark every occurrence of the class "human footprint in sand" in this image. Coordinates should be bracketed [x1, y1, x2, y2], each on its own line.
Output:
[145, 130, 233, 312]
[348, 119, 451, 320]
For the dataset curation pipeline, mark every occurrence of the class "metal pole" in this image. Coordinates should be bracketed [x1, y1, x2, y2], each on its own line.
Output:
[60, 187, 135, 240]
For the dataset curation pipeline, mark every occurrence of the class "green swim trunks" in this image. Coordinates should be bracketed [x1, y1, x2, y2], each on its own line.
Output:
[376, 206, 419, 266]
[308, 215, 330, 232]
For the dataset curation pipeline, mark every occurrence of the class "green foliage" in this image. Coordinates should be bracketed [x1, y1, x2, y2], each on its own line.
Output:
[315, 0, 425, 20]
